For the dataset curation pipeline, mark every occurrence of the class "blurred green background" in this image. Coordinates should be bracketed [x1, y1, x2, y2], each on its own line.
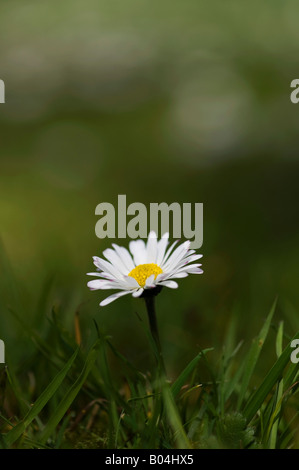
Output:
[0, 0, 299, 379]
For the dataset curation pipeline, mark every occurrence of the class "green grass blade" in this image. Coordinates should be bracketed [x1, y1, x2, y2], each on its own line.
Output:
[171, 348, 213, 398]
[224, 358, 246, 402]
[38, 340, 100, 444]
[277, 412, 299, 449]
[7, 307, 64, 369]
[283, 361, 299, 390]
[243, 330, 299, 423]
[237, 298, 277, 410]
[162, 381, 191, 449]
[275, 321, 284, 358]
[5, 365, 29, 416]
[268, 321, 284, 448]
[3, 347, 79, 447]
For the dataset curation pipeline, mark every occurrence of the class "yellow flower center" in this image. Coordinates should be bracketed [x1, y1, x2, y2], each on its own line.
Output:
[128, 263, 163, 287]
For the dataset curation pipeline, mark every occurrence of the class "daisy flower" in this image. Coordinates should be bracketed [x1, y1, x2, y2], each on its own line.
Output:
[87, 231, 203, 306]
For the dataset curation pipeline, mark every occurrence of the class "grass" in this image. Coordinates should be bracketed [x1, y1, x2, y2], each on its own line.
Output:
[0, 293, 299, 449]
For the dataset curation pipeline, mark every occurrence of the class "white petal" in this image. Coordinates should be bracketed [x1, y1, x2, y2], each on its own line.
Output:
[158, 280, 179, 289]
[103, 248, 130, 275]
[175, 253, 203, 267]
[183, 267, 203, 274]
[87, 279, 122, 290]
[170, 256, 203, 272]
[163, 272, 189, 279]
[145, 274, 156, 287]
[155, 273, 165, 283]
[156, 233, 169, 266]
[183, 254, 203, 263]
[175, 264, 203, 274]
[123, 276, 140, 288]
[86, 272, 113, 278]
[129, 239, 147, 266]
[112, 244, 135, 271]
[87, 279, 106, 290]
[161, 241, 190, 272]
[132, 288, 144, 297]
[100, 290, 131, 306]
[93, 256, 124, 280]
[146, 232, 158, 263]
[161, 240, 179, 265]
[148, 230, 158, 239]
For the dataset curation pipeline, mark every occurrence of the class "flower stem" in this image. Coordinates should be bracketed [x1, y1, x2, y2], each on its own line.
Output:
[144, 295, 166, 378]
